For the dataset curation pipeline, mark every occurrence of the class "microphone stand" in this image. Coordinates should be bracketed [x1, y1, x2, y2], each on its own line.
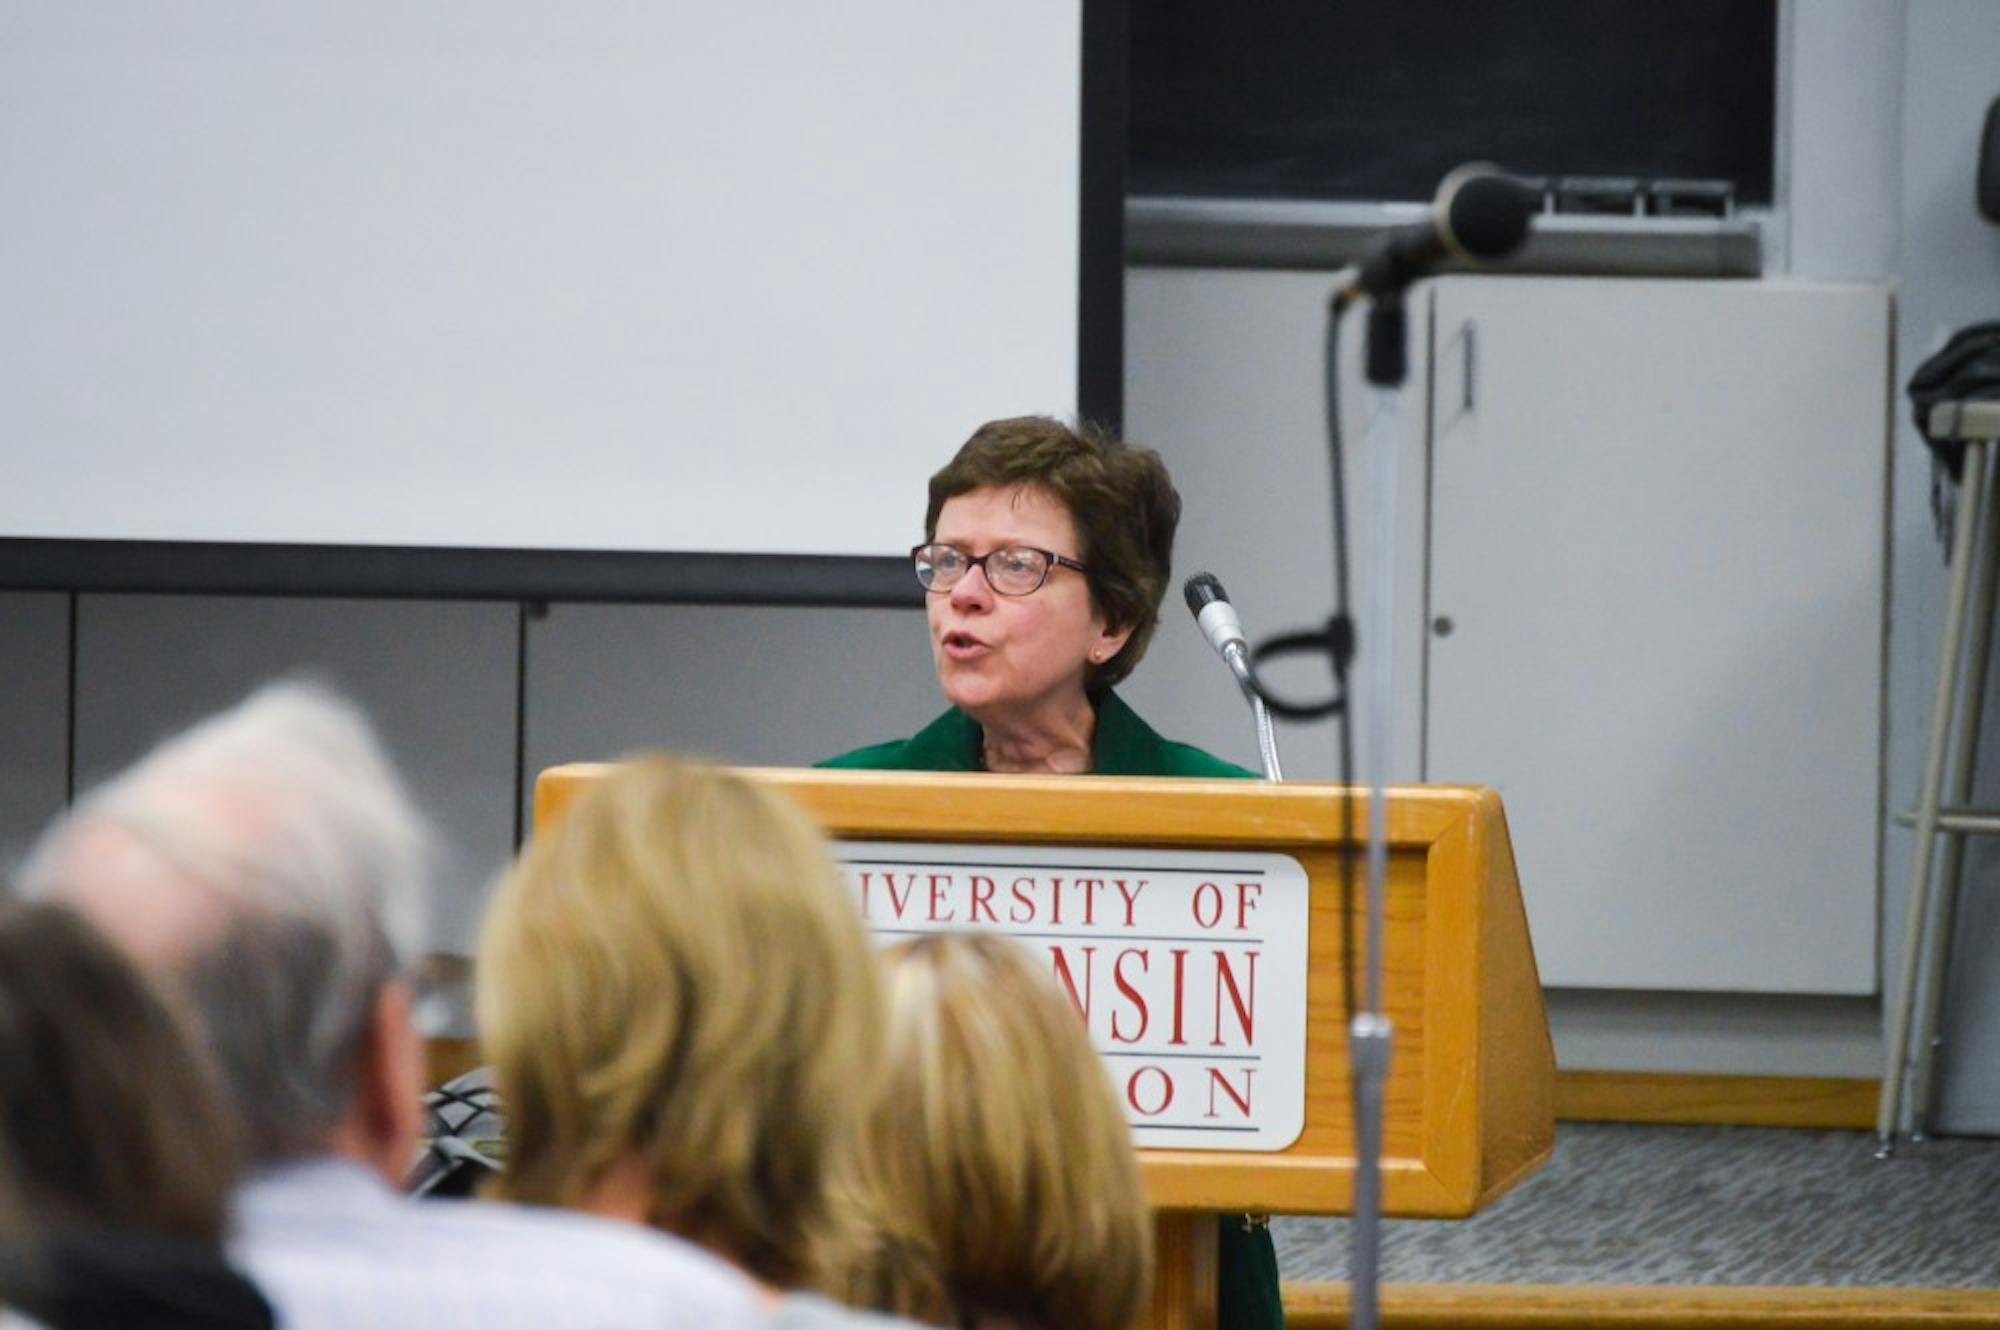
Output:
[1218, 641, 1286, 782]
[1214, 290, 1405, 1330]
[1235, 166, 1533, 1330]
[1249, 689, 1285, 783]
[1344, 293, 1408, 1330]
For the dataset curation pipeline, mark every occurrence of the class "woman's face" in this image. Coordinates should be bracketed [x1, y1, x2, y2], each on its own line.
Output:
[926, 485, 1132, 722]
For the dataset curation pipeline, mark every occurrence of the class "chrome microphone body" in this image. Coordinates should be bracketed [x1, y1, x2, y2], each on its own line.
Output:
[1248, 690, 1283, 783]
[1184, 573, 1284, 782]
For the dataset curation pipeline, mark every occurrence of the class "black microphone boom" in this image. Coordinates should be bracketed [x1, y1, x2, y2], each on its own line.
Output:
[1339, 164, 1539, 309]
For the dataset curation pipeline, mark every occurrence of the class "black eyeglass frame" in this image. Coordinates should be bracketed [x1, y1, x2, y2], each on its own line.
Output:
[910, 542, 1090, 596]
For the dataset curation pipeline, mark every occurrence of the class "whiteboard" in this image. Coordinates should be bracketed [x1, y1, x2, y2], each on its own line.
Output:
[0, 2, 1082, 561]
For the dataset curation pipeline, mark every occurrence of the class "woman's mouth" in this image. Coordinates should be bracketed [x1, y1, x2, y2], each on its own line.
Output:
[941, 630, 990, 661]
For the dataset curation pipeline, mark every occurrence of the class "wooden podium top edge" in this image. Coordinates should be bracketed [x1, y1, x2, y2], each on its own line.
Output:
[535, 763, 1501, 848]
[540, 760, 1493, 801]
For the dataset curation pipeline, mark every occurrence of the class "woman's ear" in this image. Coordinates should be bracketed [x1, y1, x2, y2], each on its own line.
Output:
[1090, 619, 1135, 665]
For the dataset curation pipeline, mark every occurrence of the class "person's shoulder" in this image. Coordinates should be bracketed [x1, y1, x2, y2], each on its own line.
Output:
[1095, 692, 1259, 780]
[22, 1233, 274, 1330]
[1156, 739, 1259, 781]
[819, 707, 978, 772]
[236, 1182, 762, 1330]
[818, 739, 911, 769]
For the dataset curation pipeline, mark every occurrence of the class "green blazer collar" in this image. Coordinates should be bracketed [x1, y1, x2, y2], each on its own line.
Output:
[1085, 690, 1178, 776]
[896, 691, 1172, 775]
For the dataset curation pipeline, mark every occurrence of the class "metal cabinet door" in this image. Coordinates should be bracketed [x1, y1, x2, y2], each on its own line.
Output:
[1424, 276, 1888, 993]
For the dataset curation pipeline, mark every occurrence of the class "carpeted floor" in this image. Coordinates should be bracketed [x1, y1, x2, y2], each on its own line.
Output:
[1273, 1123, 2000, 1287]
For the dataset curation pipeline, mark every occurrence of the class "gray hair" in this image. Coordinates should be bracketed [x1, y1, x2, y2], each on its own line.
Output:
[17, 682, 432, 1163]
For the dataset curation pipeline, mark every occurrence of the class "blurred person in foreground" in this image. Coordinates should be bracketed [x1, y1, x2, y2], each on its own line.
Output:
[837, 934, 1152, 1330]
[18, 683, 764, 1330]
[821, 415, 1281, 1329]
[0, 900, 271, 1330]
[475, 756, 921, 1329]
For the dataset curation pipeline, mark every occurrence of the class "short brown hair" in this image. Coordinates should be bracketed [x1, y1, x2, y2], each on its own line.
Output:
[476, 757, 884, 1291]
[837, 934, 1153, 1330]
[926, 416, 1180, 691]
[0, 901, 241, 1245]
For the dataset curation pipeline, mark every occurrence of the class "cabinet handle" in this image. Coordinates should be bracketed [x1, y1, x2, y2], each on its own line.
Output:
[1460, 319, 1477, 414]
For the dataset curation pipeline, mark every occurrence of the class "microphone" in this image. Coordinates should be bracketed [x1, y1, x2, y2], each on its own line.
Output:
[1338, 164, 1539, 308]
[1184, 572, 1255, 698]
[1186, 572, 1285, 781]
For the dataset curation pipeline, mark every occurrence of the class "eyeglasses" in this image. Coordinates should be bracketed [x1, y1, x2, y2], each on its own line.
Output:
[911, 542, 1089, 596]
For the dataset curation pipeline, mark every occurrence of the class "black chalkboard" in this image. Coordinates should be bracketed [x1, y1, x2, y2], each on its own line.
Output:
[1129, 1, 1777, 205]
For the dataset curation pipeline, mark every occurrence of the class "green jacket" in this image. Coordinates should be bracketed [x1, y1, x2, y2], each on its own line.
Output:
[821, 690, 1284, 1330]
[822, 689, 1258, 780]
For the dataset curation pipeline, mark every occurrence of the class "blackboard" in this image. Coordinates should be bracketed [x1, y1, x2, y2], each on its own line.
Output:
[1129, 1, 1777, 205]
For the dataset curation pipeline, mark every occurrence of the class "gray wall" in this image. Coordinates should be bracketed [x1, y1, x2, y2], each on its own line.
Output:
[518, 602, 942, 826]
[1760, 0, 2000, 1127]
[0, 594, 68, 867]
[1, 597, 942, 1036]
[1882, 0, 2000, 1131]
[67, 596, 519, 955]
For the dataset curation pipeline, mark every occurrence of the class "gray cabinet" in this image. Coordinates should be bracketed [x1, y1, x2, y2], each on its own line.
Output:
[1128, 268, 1890, 996]
[1422, 277, 1888, 994]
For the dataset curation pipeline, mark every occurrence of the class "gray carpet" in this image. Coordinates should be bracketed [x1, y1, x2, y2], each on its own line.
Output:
[1273, 1123, 2000, 1287]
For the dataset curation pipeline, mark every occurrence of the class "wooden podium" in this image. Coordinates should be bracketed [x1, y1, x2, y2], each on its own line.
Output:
[535, 767, 1554, 1330]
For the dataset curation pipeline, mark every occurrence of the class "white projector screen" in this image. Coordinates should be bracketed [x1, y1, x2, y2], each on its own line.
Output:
[0, 2, 1100, 594]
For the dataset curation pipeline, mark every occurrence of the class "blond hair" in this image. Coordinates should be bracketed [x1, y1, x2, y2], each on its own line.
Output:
[840, 933, 1153, 1330]
[475, 756, 884, 1290]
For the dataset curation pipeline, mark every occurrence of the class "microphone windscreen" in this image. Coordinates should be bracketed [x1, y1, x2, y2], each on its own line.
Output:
[1184, 572, 1228, 614]
[1442, 171, 1538, 262]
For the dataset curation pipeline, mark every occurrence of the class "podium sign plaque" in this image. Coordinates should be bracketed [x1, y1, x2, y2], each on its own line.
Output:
[838, 839, 1312, 1151]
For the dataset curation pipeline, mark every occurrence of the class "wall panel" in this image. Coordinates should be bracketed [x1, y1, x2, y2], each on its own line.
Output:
[0, 593, 70, 865]
[73, 595, 517, 957]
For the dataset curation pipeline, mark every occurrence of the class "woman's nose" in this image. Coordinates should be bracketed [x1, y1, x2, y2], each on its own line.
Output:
[949, 563, 995, 609]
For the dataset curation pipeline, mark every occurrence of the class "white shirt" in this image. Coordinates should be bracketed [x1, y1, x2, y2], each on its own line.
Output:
[231, 1157, 767, 1330]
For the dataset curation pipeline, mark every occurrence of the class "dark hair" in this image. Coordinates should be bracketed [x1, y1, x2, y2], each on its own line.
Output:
[925, 416, 1180, 691]
[0, 901, 242, 1245]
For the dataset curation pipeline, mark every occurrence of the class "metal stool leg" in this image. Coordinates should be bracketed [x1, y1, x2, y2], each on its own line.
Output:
[1881, 440, 1991, 1146]
[1910, 443, 2000, 1134]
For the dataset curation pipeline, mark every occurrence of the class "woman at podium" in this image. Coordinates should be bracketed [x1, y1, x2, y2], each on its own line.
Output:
[822, 415, 1283, 1330]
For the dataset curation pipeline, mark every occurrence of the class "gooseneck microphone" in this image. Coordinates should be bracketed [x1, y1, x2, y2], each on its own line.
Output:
[1337, 164, 1539, 310]
[1184, 572, 1283, 781]
[1184, 572, 1253, 694]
